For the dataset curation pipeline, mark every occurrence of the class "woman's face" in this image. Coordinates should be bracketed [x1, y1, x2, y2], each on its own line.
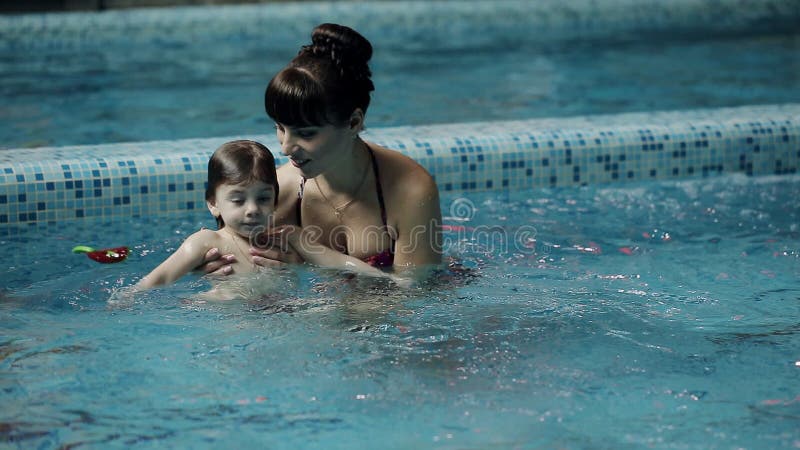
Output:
[275, 122, 354, 178]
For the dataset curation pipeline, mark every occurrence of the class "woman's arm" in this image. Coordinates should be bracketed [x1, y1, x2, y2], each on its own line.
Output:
[136, 230, 218, 289]
[391, 169, 443, 272]
[281, 226, 388, 278]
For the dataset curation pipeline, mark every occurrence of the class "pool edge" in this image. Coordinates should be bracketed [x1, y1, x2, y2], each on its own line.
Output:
[1, 103, 798, 233]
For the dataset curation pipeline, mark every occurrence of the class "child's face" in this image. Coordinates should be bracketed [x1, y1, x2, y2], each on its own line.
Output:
[207, 181, 276, 238]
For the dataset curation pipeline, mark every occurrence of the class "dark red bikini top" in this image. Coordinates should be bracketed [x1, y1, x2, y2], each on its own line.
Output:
[296, 147, 395, 268]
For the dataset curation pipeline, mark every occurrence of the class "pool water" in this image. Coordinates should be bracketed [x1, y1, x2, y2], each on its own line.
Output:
[2, 173, 798, 448]
[1, 16, 799, 149]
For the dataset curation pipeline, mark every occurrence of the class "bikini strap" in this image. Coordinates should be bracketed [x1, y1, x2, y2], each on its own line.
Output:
[367, 147, 388, 228]
[368, 146, 396, 255]
[295, 176, 307, 226]
[295, 147, 392, 249]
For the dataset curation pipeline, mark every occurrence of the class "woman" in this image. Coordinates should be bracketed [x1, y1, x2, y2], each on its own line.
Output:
[201, 23, 441, 276]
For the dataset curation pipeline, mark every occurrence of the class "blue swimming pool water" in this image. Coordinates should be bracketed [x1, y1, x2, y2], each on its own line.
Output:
[2, 174, 798, 448]
[2, 1, 799, 448]
[1, 4, 799, 149]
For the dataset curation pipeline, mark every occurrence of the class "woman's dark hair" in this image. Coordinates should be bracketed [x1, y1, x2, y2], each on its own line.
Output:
[265, 23, 375, 127]
[205, 140, 279, 228]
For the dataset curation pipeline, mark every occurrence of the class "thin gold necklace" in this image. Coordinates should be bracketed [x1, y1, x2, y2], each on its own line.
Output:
[313, 145, 371, 221]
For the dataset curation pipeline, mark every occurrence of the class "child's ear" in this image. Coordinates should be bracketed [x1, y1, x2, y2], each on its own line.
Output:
[206, 200, 220, 218]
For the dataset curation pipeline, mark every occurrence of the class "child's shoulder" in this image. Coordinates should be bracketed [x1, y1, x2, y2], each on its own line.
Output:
[181, 228, 225, 252]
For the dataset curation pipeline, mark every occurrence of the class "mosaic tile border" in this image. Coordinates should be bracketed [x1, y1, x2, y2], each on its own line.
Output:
[1, 103, 798, 234]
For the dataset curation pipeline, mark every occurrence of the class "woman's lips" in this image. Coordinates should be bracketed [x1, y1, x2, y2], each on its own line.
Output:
[290, 158, 310, 168]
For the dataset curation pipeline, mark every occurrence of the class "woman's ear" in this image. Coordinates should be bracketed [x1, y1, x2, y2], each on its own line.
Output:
[349, 108, 365, 134]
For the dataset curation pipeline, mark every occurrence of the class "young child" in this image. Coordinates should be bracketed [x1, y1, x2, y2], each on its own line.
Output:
[135, 139, 387, 293]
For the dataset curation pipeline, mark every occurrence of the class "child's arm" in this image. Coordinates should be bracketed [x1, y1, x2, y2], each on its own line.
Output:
[136, 229, 218, 290]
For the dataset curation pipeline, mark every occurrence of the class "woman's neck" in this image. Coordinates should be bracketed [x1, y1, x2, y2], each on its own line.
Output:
[315, 138, 371, 194]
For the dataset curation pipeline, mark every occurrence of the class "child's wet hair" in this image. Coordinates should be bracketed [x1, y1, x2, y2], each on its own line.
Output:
[206, 140, 279, 228]
[265, 23, 375, 127]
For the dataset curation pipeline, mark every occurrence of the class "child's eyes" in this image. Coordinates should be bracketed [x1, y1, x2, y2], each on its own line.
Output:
[229, 197, 271, 204]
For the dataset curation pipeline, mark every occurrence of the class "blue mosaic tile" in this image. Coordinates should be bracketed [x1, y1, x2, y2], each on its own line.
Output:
[0, 104, 799, 231]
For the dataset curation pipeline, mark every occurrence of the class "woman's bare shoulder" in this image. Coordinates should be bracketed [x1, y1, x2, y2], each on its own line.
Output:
[278, 163, 307, 197]
[276, 162, 301, 189]
[370, 142, 437, 195]
[274, 162, 303, 225]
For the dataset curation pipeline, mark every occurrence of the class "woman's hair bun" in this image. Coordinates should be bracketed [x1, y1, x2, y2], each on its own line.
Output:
[271, 23, 375, 124]
[308, 23, 373, 79]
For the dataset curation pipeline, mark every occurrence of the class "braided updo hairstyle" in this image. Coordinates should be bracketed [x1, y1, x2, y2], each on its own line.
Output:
[265, 23, 375, 127]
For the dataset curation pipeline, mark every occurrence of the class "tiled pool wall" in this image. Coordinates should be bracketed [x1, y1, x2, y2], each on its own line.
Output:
[2, 0, 800, 234]
[2, 104, 798, 234]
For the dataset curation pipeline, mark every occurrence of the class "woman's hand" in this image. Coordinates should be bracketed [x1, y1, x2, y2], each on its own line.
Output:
[251, 226, 304, 267]
[196, 247, 237, 276]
